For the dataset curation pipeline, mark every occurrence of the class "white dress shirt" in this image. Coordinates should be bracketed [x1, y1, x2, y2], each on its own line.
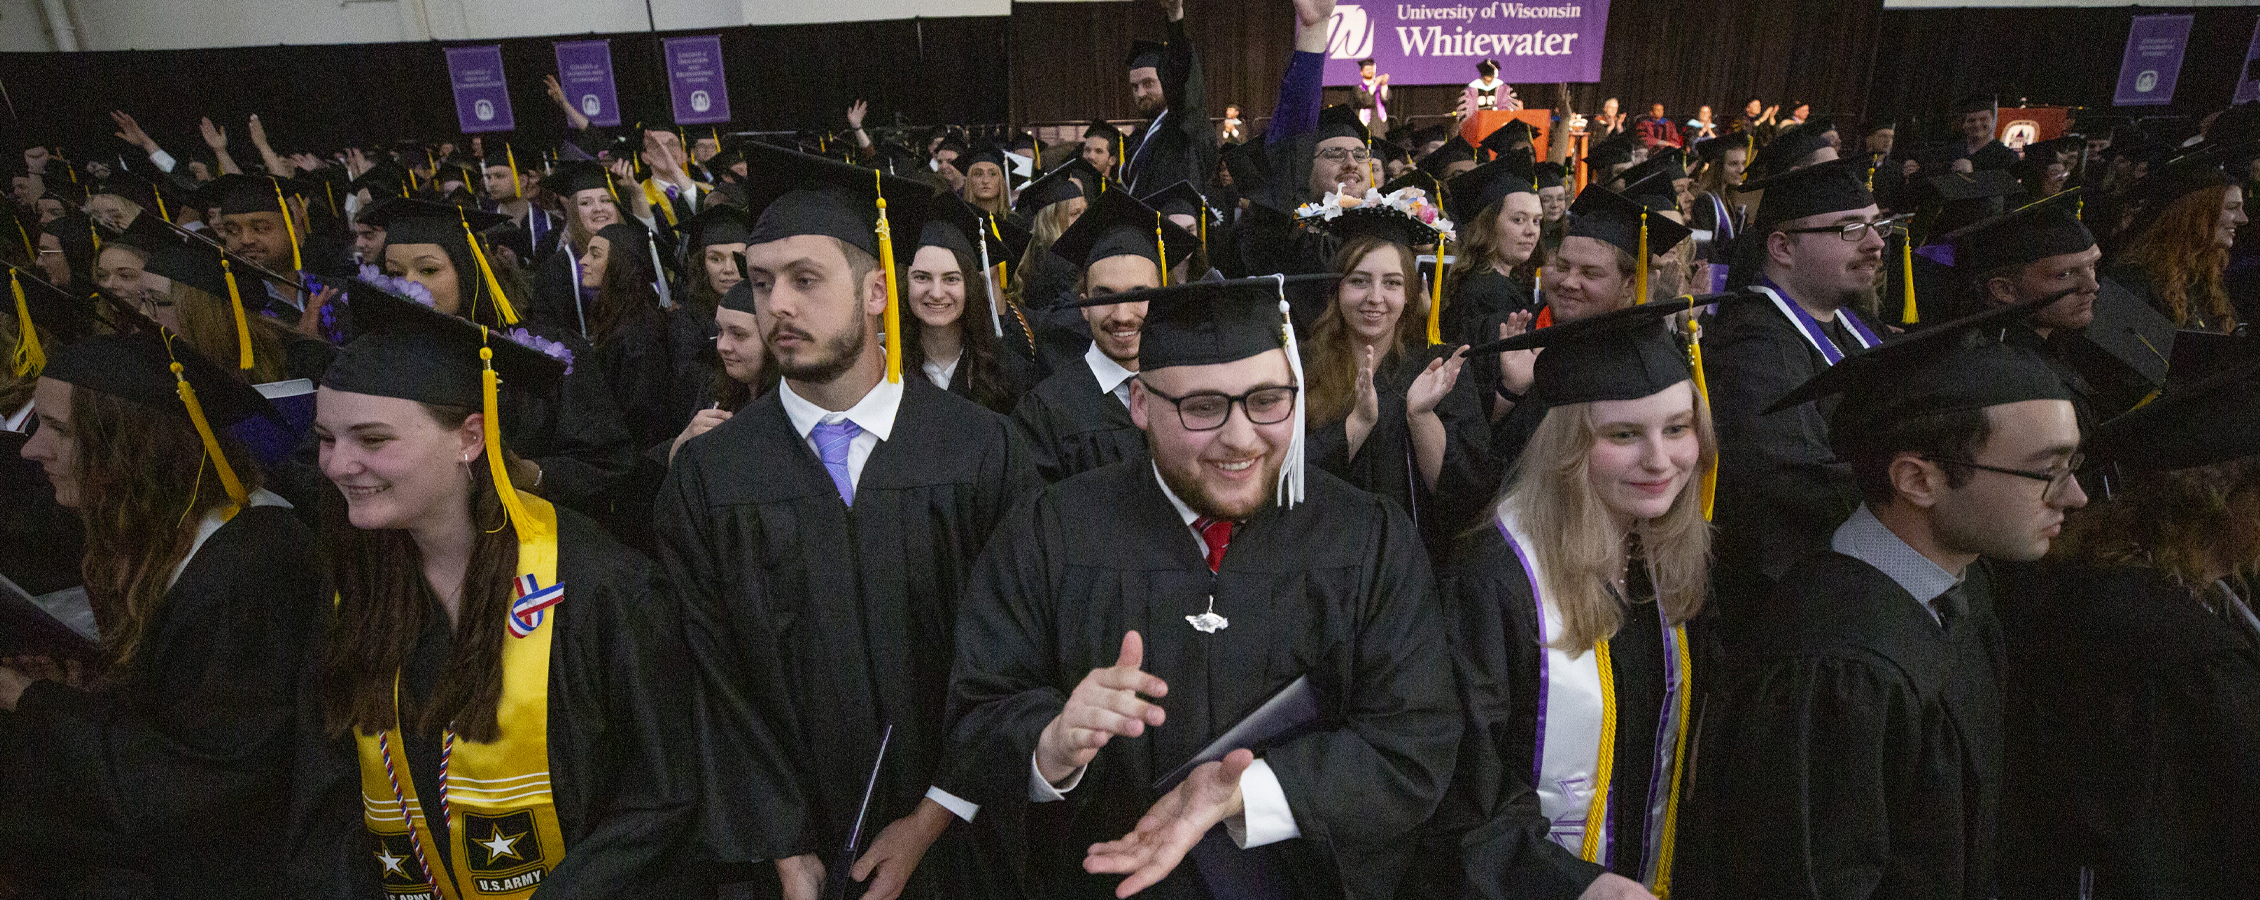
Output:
[1085, 342, 1137, 409]
[922, 350, 962, 393]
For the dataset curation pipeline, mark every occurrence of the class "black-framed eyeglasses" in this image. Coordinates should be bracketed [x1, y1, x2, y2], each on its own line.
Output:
[1138, 380, 1299, 431]
[1780, 214, 1911, 242]
[1314, 147, 1374, 163]
[1920, 452, 2085, 504]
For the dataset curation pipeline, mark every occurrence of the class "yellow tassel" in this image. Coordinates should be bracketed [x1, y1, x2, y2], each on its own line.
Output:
[1155, 219, 1170, 288]
[1033, 140, 1042, 170]
[15, 218, 33, 259]
[873, 170, 903, 384]
[1578, 638, 1618, 863]
[460, 213, 521, 326]
[1900, 235, 1919, 325]
[1685, 306, 1715, 521]
[478, 335, 549, 543]
[1427, 236, 1446, 346]
[1650, 626, 1695, 897]
[87, 220, 100, 254]
[324, 182, 338, 220]
[220, 258, 255, 370]
[154, 191, 170, 224]
[1634, 210, 1650, 305]
[10, 270, 45, 378]
[167, 356, 247, 508]
[507, 145, 523, 200]
[273, 182, 303, 273]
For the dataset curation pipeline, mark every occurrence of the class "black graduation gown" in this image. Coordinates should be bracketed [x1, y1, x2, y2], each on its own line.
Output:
[654, 377, 1039, 896]
[1427, 526, 1686, 899]
[1444, 269, 1537, 347]
[1307, 346, 1492, 554]
[286, 507, 709, 899]
[1010, 362, 1149, 483]
[0, 505, 324, 900]
[527, 247, 594, 342]
[1118, 17, 1216, 198]
[0, 441, 82, 596]
[1686, 553, 2004, 900]
[946, 462, 1460, 900]
[1702, 290, 1864, 655]
[939, 343, 1041, 416]
[1996, 563, 2260, 899]
[498, 329, 640, 527]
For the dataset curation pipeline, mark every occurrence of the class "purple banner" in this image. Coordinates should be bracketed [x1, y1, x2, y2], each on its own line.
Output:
[2114, 14, 2193, 107]
[554, 40, 623, 127]
[664, 36, 733, 125]
[445, 45, 515, 134]
[2235, 17, 2260, 106]
[1323, 0, 1608, 87]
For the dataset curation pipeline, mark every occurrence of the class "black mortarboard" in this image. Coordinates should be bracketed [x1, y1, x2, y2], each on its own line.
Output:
[142, 239, 233, 300]
[1373, 140, 1412, 172]
[2087, 352, 2260, 474]
[1620, 170, 1682, 215]
[1765, 291, 2072, 446]
[325, 278, 565, 408]
[356, 198, 512, 247]
[1015, 157, 1102, 214]
[918, 213, 978, 259]
[1317, 105, 1369, 145]
[961, 144, 1009, 178]
[87, 173, 159, 212]
[1445, 148, 1536, 223]
[210, 173, 319, 217]
[1618, 152, 1688, 192]
[40, 178, 85, 207]
[2130, 147, 2235, 216]
[1531, 162, 1568, 191]
[1140, 181, 1216, 226]
[42, 327, 278, 430]
[4, 263, 98, 361]
[2073, 276, 2175, 390]
[1049, 186, 1197, 273]
[1742, 155, 1875, 229]
[738, 141, 934, 264]
[1481, 120, 1537, 158]
[1085, 122, 1124, 142]
[1126, 39, 1167, 71]
[1749, 125, 1834, 180]
[681, 203, 752, 254]
[1419, 137, 1478, 178]
[930, 194, 1030, 273]
[1693, 134, 1744, 164]
[1464, 298, 1698, 409]
[2022, 136, 2086, 163]
[1568, 184, 1693, 258]
[1381, 169, 1442, 199]
[538, 160, 618, 199]
[719, 280, 757, 316]
[1582, 132, 1636, 170]
[1944, 189, 2095, 276]
[348, 162, 413, 199]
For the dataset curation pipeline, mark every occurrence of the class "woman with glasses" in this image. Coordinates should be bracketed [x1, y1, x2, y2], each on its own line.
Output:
[1423, 302, 1713, 900]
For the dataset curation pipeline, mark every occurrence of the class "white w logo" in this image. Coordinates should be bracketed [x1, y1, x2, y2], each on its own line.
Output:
[1329, 5, 1374, 60]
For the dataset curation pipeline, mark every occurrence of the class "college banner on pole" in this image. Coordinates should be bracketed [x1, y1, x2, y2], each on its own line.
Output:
[554, 40, 624, 127]
[664, 35, 734, 125]
[446, 45, 516, 133]
[2113, 14, 2193, 107]
[1323, 0, 1609, 87]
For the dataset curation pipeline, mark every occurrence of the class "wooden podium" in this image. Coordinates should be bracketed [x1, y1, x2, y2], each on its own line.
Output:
[1462, 109, 1554, 161]
[1995, 107, 2070, 151]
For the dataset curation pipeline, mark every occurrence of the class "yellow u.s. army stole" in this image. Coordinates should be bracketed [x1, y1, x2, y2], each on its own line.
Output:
[355, 491, 569, 900]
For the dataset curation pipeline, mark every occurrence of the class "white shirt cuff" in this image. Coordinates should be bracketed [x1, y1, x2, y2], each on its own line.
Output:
[147, 148, 176, 173]
[924, 786, 978, 823]
[1029, 750, 1086, 803]
[1223, 760, 1300, 848]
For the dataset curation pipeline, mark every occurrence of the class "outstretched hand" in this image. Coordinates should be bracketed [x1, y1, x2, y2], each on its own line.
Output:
[1084, 748, 1254, 898]
[1407, 346, 1467, 417]
[1036, 631, 1169, 786]
[199, 117, 228, 150]
[111, 110, 155, 152]
[1496, 311, 1538, 399]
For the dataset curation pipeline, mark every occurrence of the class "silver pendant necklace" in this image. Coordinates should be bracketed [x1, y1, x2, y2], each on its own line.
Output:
[1187, 594, 1229, 633]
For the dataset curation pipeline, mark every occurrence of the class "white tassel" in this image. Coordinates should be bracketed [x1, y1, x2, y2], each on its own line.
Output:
[1273, 274, 1306, 508]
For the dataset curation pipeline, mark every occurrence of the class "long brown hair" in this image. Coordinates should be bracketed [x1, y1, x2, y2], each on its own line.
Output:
[2119, 185, 2236, 332]
[1443, 197, 1511, 309]
[901, 244, 1020, 413]
[1008, 200, 1082, 307]
[588, 232, 665, 346]
[72, 381, 263, 674]
[2051, 457, 2260, 593]
[1497, 392, 1715, 653]
[169, 281, 294, 383]
[321, 403, 523, 743]
[1305, 238, 1425, 426]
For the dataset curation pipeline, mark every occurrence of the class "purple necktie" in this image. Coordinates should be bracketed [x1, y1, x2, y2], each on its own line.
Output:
[812, 419, 861, 506]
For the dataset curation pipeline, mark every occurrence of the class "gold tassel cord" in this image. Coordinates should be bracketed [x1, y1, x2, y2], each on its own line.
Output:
[1900, 233, 1919, 325]
[1155, 218, 1170, 288]
[507, 145, 523, 200]
[273, 182, 303, 273]
[1633, 210, 1650, 305]
[1684, 305, 1716, 521]
[1649, 625, 1696, 898]
[153, 190, 170, 224]
[10, 270, 45, 378]
[873, 170, 904, 384]
[478, 335, 548, 544]
[460, 214, 521, 326]
[1427, 236, 1446, 346]
[220, 258, 255, 370]
[1578, 638, 1618, 864]
[167, 356, 248, 508]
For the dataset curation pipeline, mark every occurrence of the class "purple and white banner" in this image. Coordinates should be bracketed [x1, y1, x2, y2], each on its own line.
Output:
[2234, 17, 2260, 106]
[1323, 1, 1608, 87]
[664, 36, 733, 125]
[445, 45, 515, 134]
[2114, 14, 2193, 107]
[554, 39, 623, 127]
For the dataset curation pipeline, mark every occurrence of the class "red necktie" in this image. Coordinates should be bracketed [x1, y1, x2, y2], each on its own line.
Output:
[1192, 517, 1235, 573]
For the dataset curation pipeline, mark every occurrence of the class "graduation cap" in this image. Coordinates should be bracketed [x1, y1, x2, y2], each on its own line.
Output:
[39, 178, 85, 208]
[1741, 155, 1875, 230]
[1531, 162, 1568, 192]
[1372, 140, 1411, 172]
[478, 145, 530, 199]
[1445, 148, 1536, 223]
[1085, 121, 1124, 143]
[680, 203, 752, 256]
[1048, 186, 1198, 284]
[5, 262, 95, 378]
[1618, 152, 1688, 193]
[719, 280, 757, 316]
[1126, 39, 1167, 72]
[538, 160, 618, 201]
[1481, 120, 1537, 159]
[1014, 157, 1102, 215]
[1764, 289, 2072, 455]
[209, 173, 318, 272]
[2073, 276, 2176, 391]
[1620, 170, 1682, 216]
[1140, 180, 1222, 257]
[1693, 134, 1745, 165]
[356, 198, 524, 326]
[1094, 273, 1335, 506]
[43, 325, 280, 508]
[1317, 105, 1368, 145]
[2086, 348, 2260, 474]
[1418, 137, 1478, 178]
[737, 140, 936, 384]
[1944, 188, 2094, 277]
[1569, 182, 1693, 258]
[348, 162, 413, 200]
[1381, 169, 1442, 199]
[1749, 125, 1834, 181]
[960, 144, 1010, 179]
[2128, 146, 2237, 218]
[325, 277, 568, 542]
[1582, 132, 1637, 171]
